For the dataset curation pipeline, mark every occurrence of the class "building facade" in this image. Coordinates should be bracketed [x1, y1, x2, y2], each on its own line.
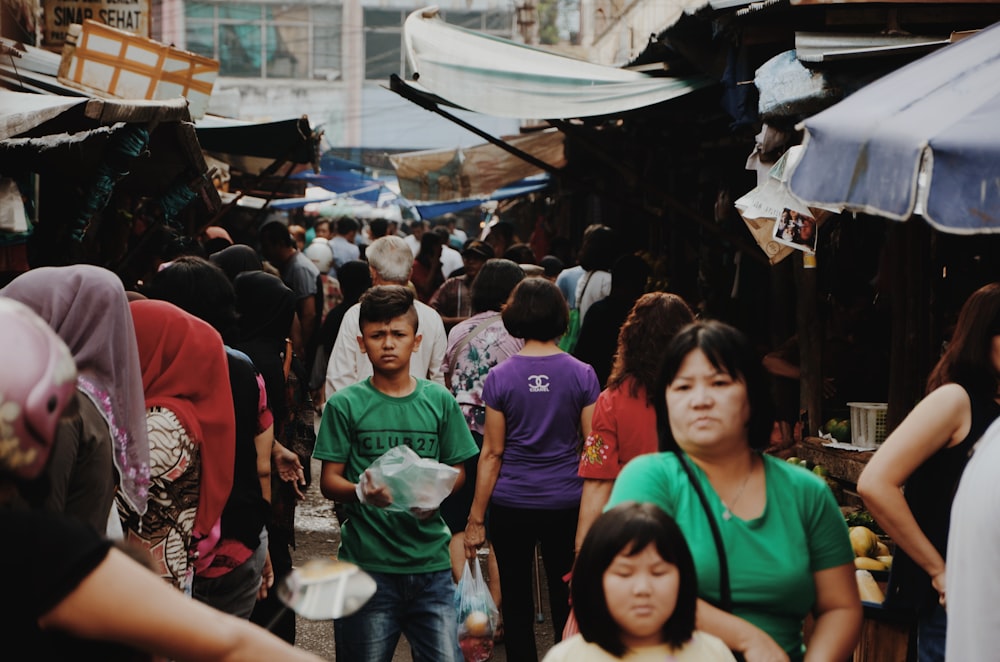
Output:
[151, 0, 521, 157]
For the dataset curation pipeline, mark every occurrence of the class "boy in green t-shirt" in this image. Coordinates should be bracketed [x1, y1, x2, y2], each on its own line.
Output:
[313, 285, 478, 662]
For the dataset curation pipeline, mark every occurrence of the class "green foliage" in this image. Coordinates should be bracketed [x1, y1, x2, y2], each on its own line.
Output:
[845, 510, 884, 536]
[538, 0, 561, 45]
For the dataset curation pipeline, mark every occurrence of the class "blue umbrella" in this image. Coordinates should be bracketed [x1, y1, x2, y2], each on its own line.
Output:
[789, 22, 1000, 233]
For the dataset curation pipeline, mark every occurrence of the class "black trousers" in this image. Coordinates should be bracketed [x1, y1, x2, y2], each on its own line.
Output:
[488, 503, 578, 662]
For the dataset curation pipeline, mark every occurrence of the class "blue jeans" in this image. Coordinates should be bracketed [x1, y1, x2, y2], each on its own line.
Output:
[334, 569, 459, 662]
[917, 603, 946, 662]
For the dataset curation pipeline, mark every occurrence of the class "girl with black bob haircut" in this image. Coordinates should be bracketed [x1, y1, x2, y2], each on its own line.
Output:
[547, 502, 734, 661]
[501, 277, 569, 342]
[573, 502, 698, 653]
[655, 320, 776, 452]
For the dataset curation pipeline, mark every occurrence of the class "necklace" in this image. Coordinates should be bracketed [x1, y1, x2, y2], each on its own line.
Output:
[721, 456, 755, 521]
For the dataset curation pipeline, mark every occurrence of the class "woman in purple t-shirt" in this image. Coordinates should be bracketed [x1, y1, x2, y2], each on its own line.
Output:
[465, 278, 601, 662]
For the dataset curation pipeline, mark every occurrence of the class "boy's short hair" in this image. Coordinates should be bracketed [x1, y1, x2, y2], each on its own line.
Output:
[501, 277, 568, 341]
[358, 285, 419, 332]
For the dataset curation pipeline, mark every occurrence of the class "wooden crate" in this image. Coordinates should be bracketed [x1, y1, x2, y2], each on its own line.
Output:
[57, 20, 218, 119]
[854, 603, 914, 662]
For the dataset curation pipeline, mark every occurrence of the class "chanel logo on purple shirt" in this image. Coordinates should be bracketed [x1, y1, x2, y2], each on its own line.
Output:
[528, 374, 550, 392]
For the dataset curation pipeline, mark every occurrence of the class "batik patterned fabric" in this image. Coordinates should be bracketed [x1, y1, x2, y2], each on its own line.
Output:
[117, 407, 200, 592]
[129, 299, 235, 560]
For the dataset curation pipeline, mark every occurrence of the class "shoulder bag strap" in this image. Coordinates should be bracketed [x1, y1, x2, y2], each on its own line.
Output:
[577, 271, 595, 308]
[447, 313, 502, 376]
[672, 449, 733, 613]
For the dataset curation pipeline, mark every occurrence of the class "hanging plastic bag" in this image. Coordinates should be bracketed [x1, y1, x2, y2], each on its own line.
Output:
[456, 556, 499, 662]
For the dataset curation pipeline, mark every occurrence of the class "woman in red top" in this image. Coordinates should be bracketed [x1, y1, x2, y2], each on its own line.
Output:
[575, 292, 694, 549]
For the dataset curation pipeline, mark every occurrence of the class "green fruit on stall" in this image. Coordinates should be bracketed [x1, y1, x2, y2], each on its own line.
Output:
[830, 420, 851, 443]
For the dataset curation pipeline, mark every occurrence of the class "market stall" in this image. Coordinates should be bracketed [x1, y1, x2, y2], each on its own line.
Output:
[777, 30, 1000, 657]
[786, 432, 913, 662]
[789, 21, 1000, 431]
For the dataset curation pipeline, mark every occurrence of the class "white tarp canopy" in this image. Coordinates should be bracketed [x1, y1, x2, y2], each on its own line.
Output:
[399, 7, 713, 120]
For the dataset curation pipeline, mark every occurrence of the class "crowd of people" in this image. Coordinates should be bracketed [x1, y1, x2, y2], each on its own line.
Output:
[3, 212, 999, 662]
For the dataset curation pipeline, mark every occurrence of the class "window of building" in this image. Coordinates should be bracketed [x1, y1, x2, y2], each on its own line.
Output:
[363, 8, 406, 82]
[185, 1, 342, 80]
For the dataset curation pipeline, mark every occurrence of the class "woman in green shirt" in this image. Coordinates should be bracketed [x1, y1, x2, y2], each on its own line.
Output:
[607, 321, 860, 662]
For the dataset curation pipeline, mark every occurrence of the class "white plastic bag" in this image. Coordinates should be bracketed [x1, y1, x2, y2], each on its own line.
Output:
[365, 445, 459, 514]
[456, 556, 498, 662]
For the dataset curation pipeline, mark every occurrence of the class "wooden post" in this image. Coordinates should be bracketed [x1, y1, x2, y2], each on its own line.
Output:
[886, 219, 933, 433]
[797, 251, 822, 437]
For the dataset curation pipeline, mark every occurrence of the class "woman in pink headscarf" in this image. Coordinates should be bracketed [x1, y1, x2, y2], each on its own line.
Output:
[1, 264, 151, 531]
[126, 299, 236, 591]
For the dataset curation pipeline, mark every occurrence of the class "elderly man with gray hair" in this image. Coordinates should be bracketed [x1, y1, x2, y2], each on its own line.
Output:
[324, 235, 447, 399]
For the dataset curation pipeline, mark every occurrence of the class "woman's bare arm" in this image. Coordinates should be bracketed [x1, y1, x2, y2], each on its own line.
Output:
[40, 547, 323, 662]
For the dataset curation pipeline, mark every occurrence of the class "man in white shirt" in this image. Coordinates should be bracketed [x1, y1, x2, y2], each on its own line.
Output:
[403, 220, 428, 258]
[433, 225, 464, 278]
[447, 217, 467, 247]
[324, 235, 447, 399]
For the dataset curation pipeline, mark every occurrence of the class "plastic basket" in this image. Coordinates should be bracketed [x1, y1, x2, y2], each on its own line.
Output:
[848, 402, 888, 449]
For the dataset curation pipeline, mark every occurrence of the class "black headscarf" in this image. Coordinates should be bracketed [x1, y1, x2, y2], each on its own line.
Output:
[233, 271, 295, 426]
[318, 260, 372, 356]
[210, 244, 263, 283]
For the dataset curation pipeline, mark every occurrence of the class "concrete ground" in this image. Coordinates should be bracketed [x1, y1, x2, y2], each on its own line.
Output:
[291, 458, 558, 661]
